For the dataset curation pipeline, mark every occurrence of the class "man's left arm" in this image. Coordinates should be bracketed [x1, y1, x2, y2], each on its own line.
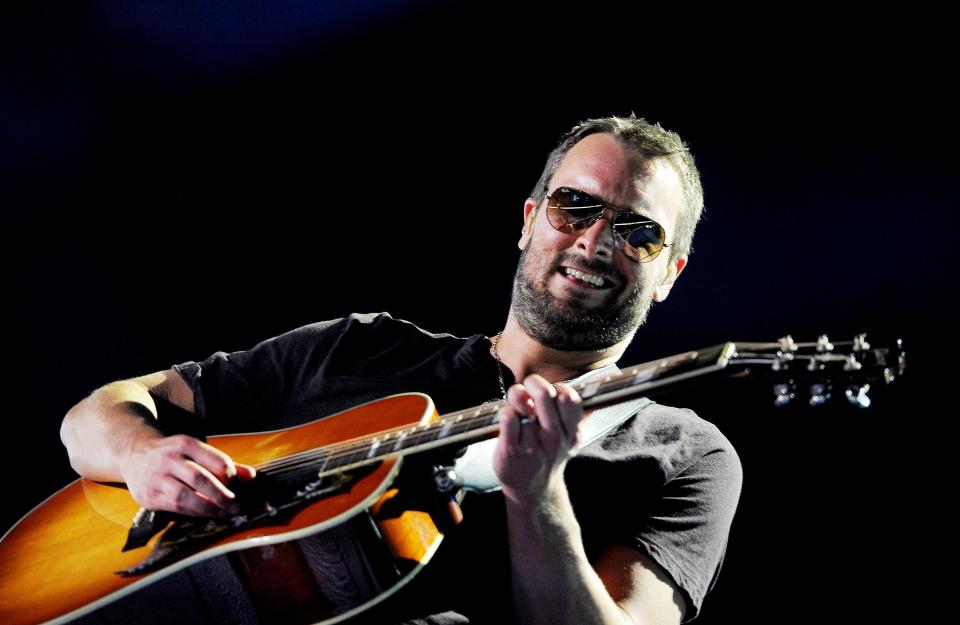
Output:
[494, 376, 685, 625]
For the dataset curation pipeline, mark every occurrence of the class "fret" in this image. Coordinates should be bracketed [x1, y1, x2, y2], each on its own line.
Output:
[438, 418, 453, 438]
[579, 380, 602, 398]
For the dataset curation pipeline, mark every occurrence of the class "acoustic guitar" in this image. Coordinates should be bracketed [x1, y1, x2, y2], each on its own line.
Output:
[0, 335, 903, 625]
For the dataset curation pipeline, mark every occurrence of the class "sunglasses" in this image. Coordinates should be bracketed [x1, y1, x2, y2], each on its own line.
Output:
[545, 187, 670, 263]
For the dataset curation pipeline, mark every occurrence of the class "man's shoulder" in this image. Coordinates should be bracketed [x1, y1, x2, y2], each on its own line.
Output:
[584, 400, 740, 478]
[292, 312, 471, 343]
[636, 402, 732, 447]
[272, 313, 491, 384]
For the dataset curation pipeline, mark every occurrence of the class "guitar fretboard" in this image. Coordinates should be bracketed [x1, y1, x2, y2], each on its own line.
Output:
[256, 343, 737, 481]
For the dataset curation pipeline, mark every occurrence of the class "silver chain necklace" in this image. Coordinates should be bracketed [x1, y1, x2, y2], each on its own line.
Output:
[488, 332, 507, 399]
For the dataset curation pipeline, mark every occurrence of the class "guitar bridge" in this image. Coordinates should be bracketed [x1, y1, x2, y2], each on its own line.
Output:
[117, 467, 374, 576]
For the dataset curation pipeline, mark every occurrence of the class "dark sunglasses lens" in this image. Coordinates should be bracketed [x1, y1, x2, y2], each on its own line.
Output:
[624, 224, 666, 261]
[546, 188, 602, 233]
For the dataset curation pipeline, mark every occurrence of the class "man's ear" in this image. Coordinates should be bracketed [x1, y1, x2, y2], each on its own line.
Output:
[652, 254, 687, 302]
[518, 198, 538, 250]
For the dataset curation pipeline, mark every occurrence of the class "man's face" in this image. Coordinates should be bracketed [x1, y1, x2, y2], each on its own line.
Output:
[511, 133, 686, 351]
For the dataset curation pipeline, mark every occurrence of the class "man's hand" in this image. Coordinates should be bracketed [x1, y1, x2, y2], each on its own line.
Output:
[493, 375, 583, 504]
[119, 432, 256, 517]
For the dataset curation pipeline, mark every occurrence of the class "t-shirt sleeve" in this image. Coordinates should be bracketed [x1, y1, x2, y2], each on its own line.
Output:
[631, 432, 743, 621]
[170, 315, 358, 432]
[168, 311, 489, 436]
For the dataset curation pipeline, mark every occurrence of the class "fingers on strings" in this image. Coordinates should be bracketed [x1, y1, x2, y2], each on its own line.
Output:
[503, 378, 582, 452]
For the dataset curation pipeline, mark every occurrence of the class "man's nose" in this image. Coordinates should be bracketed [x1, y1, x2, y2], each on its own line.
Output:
[575, 209, 617, 259]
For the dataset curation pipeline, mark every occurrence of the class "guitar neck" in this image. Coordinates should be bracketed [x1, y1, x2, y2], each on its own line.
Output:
[577, 342, 737, 410]
[291, 343, 739, 479]
[255, 334, 901, 480]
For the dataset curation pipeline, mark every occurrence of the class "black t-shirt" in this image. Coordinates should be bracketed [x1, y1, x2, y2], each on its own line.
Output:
[171, 312, 742, 623]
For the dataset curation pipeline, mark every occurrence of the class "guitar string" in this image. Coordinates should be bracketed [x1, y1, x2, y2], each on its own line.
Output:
[252, 361, 680, 477]
[252, 367, 632, 475]
[252, 401, 506, 476]
[254, 424, 486, 479]
[252, 367, 647, 477]
[250, 351, 717, 478]
[252, 347, 872, 478]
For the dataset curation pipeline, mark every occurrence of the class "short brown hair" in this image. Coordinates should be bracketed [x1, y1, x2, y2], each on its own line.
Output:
[531, 115, 704, 260]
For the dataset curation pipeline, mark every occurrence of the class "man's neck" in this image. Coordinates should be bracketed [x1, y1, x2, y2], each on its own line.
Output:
[493, 315, 630, 384]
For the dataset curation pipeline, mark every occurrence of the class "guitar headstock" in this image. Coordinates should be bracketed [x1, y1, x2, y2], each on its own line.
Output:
[730, 334, 905, 408]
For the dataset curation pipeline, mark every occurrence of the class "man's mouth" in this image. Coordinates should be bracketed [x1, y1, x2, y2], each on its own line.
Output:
[559, 266, 614, 289]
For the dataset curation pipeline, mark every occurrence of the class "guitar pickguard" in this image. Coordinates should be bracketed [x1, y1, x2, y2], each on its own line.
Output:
[118, 465, 378, 576]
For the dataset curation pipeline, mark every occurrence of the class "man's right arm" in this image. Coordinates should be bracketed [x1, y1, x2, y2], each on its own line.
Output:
[60, 369, 255, 517]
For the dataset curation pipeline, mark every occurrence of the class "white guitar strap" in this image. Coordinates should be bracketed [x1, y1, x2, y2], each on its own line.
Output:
[454, 365, 653, 493]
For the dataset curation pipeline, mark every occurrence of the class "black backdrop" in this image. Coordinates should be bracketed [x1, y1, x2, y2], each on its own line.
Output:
[3, 3, 956, 623]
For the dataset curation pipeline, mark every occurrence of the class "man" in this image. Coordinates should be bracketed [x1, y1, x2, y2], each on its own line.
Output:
[61, 116, 741, 624]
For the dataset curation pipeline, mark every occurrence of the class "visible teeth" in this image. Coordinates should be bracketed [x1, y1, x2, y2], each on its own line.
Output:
[563, 267, 605, 287]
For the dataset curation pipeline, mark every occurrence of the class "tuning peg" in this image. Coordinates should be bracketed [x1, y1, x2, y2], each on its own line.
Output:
[843, 355, 862, 371]
[772, 351, 794, 371]
[845, 384, 872, 409]
[778, 335, 798, 352]
[883, 368, 896, 384]
[773, 382, 795, 407]
[809, 383, 831, 407]
[853, 333, 870, 352]
[816, 334, 834, 353]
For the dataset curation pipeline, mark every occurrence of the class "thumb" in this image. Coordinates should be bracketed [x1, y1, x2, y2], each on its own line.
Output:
[235, 463, 257, 480]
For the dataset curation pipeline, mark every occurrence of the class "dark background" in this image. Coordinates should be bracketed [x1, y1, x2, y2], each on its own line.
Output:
[3, 2, 955, 623]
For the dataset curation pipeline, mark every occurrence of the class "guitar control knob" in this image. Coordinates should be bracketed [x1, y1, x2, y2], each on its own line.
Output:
[845, 384, 872, 409]
[809, 383, 831, 407]
[433, 466, 458, 493]
[773, 383, 795, 407]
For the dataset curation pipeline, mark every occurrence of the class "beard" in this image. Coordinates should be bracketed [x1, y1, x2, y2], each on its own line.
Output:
[510, 246, 653, 351]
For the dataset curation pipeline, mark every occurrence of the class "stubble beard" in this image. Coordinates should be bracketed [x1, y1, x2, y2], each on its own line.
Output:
[510, 246, 653, 351]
